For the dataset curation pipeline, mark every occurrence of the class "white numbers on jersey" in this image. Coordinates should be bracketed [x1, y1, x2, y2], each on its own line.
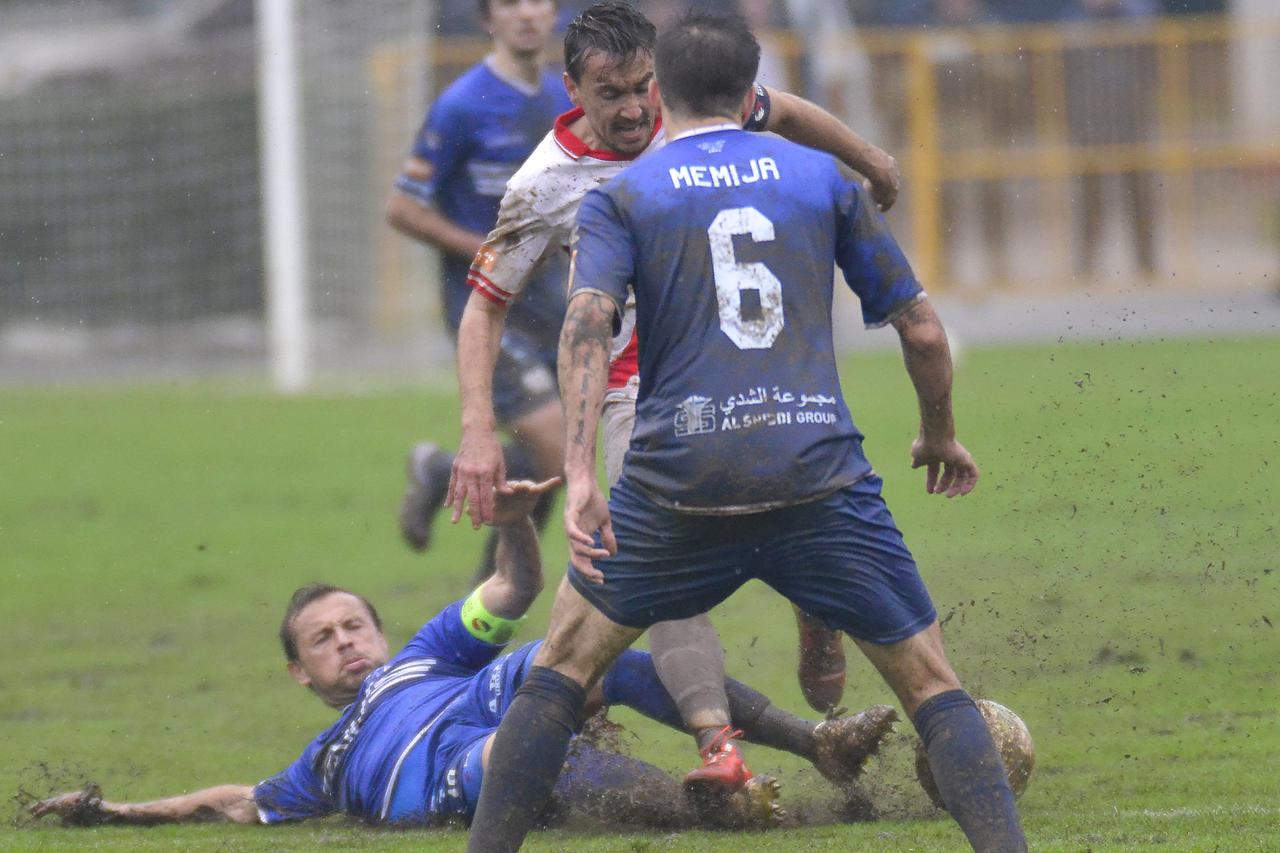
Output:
[707, 207, 784, 350]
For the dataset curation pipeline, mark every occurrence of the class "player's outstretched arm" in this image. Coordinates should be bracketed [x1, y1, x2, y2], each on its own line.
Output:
[891, 298, 979, 498]
[475, 477, 562, 621]
[763, 87, 900, 211]
[30, 784, 260, 826]
[558, 291, 617, 583]
[449, 289, 516, 528]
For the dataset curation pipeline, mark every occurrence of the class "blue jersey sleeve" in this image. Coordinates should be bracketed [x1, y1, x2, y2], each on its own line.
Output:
[394, 95, 470, 207]
[395, 599, 506, 673]
[569, 188, 635, 321]
[253, 753, 333, 824]
[834, 177, 924, 328]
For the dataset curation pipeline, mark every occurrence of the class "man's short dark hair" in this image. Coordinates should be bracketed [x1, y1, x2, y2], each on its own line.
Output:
[279, 583, 383, 663]
[654, 11, 760, 120]
[564, 2, 656, 82]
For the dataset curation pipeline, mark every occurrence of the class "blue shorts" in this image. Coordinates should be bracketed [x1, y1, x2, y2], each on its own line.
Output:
[390, 641, 543, 825]
[426, 732, 488, 824]
[489, 326, 559, 425]
[567, 475, 937, 645]
[444, 268, 562, 426]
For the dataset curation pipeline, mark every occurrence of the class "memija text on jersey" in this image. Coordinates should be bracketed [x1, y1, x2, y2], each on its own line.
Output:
[668, 157, 780, 190]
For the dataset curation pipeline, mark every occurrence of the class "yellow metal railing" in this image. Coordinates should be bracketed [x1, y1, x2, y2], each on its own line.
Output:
[371, 15, 1280, 297]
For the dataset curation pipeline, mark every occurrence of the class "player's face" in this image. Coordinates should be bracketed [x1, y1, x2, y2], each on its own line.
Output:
[566, 50, 657, 156]
[287, 592, 390, 708]
[486, 0, 556, 57]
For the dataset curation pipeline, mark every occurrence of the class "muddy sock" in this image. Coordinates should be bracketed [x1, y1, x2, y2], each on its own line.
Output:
[648, 616, 731, 735]
[467, 666, 585, 852]
[913, 689, 1026, 853]
[601, 650, 684, 730]
[555, 741, 692, 829]
[724, 677, 816, 759]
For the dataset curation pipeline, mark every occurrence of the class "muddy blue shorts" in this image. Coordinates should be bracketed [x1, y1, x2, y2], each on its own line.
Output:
[567, 474, 936, 645]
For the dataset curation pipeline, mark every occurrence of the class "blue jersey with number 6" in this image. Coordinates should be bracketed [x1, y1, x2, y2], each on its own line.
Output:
[570, 126, 923, 514]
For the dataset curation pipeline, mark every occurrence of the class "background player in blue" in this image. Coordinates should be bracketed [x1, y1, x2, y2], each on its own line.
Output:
[388, 0, 571, 578]
[468, 12, 1028, 853]
[29, 478, 898, 832]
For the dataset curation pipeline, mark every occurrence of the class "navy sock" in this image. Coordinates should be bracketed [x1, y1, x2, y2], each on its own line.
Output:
[725, 678, 816, 758]
[467, 666, 585, 853]
[601, 649, 685, 731]
[913, 689, 1027, 853]
[602, 656, 816, 758]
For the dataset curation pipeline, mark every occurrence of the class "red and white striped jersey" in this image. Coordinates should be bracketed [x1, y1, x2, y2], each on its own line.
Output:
[467, 106, 660, 397]
[466, 85, 771, 399]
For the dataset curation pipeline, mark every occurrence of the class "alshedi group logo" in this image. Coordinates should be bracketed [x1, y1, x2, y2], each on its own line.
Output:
[674, 395, 717, 437]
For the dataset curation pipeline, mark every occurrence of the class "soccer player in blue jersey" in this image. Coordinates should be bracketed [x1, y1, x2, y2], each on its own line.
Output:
[467, 12, 1029, 853]
[447, 2, 906, 794]
[388, 0, 571, 576]
[30, 479, 894, 832]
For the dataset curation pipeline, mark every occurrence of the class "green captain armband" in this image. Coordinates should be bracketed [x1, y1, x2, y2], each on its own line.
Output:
[460, 590, 525, 645]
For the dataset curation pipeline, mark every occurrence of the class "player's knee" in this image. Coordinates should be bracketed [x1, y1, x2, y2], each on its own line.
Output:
[511, 405, 565, 477]
[529, 647, 597, 690]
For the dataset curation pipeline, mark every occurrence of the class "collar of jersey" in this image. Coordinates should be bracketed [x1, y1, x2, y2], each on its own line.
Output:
[482, 54, 544, 98]
[670, 122, 741, 143]
[553, 107, 663, 162]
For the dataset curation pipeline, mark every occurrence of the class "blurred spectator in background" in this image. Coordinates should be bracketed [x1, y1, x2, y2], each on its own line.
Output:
[1160, 0, 1226, 14]
[779, 0, 886, 146]
[983, 0, 1073, 22]
[881, 0, 1017, 285]
[1062, 0, 1159, 278]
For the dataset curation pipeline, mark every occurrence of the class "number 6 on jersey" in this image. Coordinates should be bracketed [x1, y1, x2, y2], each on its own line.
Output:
[708, 207, 784, 349]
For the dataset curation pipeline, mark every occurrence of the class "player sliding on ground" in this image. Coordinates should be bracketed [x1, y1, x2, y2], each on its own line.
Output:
[435, 0, 903, 796]
[467, 11, 1027, 853]
[29, 479, 896, 832]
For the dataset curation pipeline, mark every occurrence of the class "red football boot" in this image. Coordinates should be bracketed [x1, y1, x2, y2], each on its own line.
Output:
[683, 726, 752, 795]
[795, 605, 846, 713]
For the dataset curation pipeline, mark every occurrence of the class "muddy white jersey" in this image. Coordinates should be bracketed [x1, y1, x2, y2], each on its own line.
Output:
[466, 106, 660, 397]
[466, 86, 772, 398]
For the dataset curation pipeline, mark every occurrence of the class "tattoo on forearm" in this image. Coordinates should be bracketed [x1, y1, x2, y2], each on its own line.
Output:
[558, 294, 614, 455]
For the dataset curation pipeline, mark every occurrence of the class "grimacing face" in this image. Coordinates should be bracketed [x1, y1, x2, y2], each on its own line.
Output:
[486, 0, 557, 57]
[287, 592, 390, 708]
[565, 49, 657, 157]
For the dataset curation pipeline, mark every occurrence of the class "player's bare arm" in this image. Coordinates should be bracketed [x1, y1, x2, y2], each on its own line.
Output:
[476, 477, 562, 618]
[890, 298, 979, 498]
[557, 289, 617, 582]
[448, 291, 516, 528]
[31, 783, 259, 826]
[763, 87, 900, 211]
[385, 157, 486, 261]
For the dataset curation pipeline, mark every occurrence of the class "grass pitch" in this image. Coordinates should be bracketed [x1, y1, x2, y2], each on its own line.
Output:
[2, 335, 1277, 851]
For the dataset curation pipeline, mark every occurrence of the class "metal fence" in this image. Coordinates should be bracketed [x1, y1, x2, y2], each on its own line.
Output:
[1, 7, 1276, 384]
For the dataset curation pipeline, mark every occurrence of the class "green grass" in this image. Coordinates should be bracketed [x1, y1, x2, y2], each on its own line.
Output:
[2, 335, 1277, 851]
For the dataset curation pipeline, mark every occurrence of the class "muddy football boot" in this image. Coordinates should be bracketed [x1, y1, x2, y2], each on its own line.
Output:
[397, 442, 454, 552]
[721, 774, 785, 829]
[795, 606, 847, 713]
[683, 726, 752, 796]
[812, 704, 899, 787]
